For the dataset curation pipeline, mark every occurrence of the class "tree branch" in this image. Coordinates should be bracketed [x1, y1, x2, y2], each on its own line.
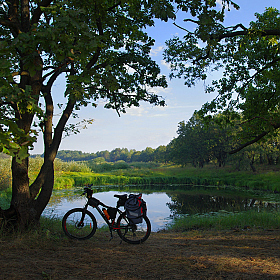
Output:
[229, 122, 280, 154]
[212, 28, 280, 42]
[31, 0, 53, 25]
[107, 1, 122, 12]
[51, 98, 76, 154]
[42, 56, 78, 82]
[86, 18, 103, 70]
[229, 131, 269, 154]
[5, 0, 20, 36]
[238, 56, 280, 93]
[173, 22, 195, 34]
[0, 19, 19, 32]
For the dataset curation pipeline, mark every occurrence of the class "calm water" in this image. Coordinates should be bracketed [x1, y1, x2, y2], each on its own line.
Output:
[43, 187, 280, 232]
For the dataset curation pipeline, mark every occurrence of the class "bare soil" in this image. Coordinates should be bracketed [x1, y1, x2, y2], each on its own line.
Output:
[1, 229, 280, 280]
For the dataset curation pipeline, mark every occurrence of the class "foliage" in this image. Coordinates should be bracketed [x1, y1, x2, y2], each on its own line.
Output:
[0, 156, 11, 191]
[0, 0, 176, 158]
[167, 113, 234, 167]
[164, 6, 280, 152]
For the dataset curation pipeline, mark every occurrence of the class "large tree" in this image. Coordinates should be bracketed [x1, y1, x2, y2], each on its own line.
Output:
[0, 0, 179, 229]
[164, 4, 280, 153]
[0, 0, 239, 229]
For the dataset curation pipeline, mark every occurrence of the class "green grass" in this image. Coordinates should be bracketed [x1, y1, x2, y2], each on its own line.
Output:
[167, 209, 280, 232]
[48, 163, 280, 192]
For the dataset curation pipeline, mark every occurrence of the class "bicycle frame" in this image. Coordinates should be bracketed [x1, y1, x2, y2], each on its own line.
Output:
[83, 191, 128, 239]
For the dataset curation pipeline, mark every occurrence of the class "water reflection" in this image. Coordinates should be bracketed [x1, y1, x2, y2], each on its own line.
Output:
[166, 193, 280, 217]
[44, 187, 280, 232]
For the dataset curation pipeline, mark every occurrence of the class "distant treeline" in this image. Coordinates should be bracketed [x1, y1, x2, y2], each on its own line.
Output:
[31, 112, 280, 172]
[32, 146, 166, 163]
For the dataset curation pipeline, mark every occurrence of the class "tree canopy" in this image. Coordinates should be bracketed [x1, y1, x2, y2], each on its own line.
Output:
[164, 5, 280, 152]
[0, 0, 176, 158]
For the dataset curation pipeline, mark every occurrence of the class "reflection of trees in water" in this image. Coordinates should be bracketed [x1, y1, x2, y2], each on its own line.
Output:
[166, 193, 280, 217]
[47, 189, 83, 207]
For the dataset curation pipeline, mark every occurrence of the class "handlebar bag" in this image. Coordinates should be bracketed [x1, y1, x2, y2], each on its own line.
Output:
[124, 194, 146, 224]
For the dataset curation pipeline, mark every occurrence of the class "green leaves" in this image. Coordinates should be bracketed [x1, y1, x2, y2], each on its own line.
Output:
[0, 119, 36, 160]
[165, 4, 280, 151]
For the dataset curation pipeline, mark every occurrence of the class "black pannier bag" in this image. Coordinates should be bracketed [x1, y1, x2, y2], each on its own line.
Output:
[124, 194, 146, 224]
[107, 207, 118, 220]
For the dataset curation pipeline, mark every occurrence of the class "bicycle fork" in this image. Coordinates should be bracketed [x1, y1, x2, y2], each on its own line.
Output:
[77, 207, 89, 228]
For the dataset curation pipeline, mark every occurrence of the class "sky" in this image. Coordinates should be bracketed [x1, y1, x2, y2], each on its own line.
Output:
[31, 0, 280, 155]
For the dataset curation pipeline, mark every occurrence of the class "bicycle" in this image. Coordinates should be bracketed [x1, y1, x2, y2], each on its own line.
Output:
[62, 185, 151, 244]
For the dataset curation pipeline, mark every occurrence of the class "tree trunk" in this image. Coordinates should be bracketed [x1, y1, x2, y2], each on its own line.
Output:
[0, 159, 55, 230]
[10, 157, 31, 228]
[0, 92, 75, 231]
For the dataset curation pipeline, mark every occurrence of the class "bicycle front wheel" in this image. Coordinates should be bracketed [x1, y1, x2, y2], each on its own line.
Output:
[62, 208, 97, 240]
[117, 212, 151, 244]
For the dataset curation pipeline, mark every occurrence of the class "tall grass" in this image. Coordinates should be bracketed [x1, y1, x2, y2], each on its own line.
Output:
[167, 209, 280, 231]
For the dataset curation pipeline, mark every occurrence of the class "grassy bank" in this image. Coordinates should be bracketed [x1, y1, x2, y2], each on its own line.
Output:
[48, 164, 280, 192]
[167, 209, 280, 232]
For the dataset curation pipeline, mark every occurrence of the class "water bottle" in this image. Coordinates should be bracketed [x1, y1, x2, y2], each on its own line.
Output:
[102, 208, 110, 220]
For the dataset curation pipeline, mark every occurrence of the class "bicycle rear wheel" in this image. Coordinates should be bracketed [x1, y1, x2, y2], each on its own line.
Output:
[116, 212, 151, 244]
[62, 208, 97, 240]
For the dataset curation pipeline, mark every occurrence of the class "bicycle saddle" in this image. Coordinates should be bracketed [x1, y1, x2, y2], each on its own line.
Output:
[114, 194, 127, 199]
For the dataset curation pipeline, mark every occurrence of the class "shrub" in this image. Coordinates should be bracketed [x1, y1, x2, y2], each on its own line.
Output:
[0, 157, 12, 191]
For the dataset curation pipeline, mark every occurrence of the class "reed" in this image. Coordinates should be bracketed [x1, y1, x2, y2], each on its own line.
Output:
[167, 209, 280, 231]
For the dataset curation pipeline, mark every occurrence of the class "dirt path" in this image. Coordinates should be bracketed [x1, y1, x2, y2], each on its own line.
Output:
[1, 229, 280, 279]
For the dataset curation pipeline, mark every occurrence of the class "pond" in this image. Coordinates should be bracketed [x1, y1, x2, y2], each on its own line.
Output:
[43, 186, 280, 232]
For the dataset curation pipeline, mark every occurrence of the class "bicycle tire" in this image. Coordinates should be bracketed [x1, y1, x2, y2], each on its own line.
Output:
[62, 208, 97, 240]
[116, 212, 151, 244]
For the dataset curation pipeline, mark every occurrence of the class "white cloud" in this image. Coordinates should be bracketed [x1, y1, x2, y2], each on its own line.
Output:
[161, 60, 171, 69]
[147, 85, 173, 96]
[150, 46, 164, 56]
[126, 106, 148, 117]
[216, 0, 223, 6]
[125, 65, 136, 74]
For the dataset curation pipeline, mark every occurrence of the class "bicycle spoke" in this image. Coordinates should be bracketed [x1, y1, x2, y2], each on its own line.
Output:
[117, 212, 151, 244]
